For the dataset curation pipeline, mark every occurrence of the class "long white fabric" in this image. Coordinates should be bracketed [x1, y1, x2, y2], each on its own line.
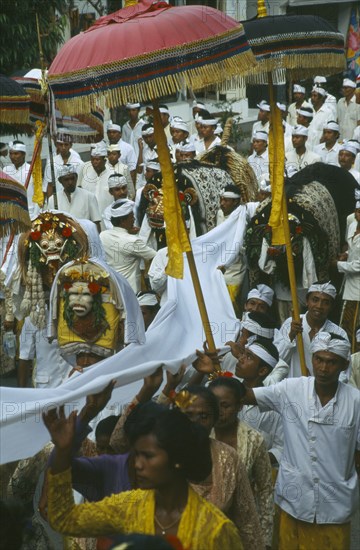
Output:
[0, 206, 249, 464]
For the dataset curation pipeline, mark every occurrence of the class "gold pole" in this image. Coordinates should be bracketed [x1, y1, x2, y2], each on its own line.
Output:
[268, 74, 308, 376]
[152, 102, 220, 370]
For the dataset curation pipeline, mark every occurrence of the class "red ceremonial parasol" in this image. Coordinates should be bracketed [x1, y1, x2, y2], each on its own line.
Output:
[48, 0, 256, 115]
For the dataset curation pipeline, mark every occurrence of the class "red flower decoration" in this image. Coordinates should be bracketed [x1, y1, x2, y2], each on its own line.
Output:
[295, 226, 303, 235]
[88, 281, 101, 294]
[221, 371, 234, 377]
[63, 282, 72, 291]
[62, 226, 72, 238]
[178, 191, 185, 202]
[29, 230, 42, 241]
[41, 222, 52, 231]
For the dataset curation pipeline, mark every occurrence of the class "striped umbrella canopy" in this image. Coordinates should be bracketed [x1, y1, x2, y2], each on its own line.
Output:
[243, 14, 346, 84]
[0, 74, 31, 128]
[0, 171, 31, 237]
[48, 0, 257, 116]
[14, 69, 104, 143]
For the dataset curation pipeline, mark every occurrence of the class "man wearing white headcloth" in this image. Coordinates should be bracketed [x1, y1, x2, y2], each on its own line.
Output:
[121, 103, 145, 159]
[313, 121, 341, 165]
[338, 142, 360, 182]
[287, 84, 310, 127]
[251, 100, 270, 140]
[77, 143, 113, 230]
[285, 125, 321, 172]
[136, 124, 158, 189]
[102, 174, 129, 230]
[3, 141, 39, 219]
[239, 331, 360, 549]
[337, 200, 360, 350]
[100, 200, 156, 293]
[106, 143, 135, 199]
[313, 76, 337, 119]
[169, 119, 189, 161]
[309, 87, 333, 146]
[274, 282, 349, 379]
[247, 131, 269, 182]
[337, 78, 360, 141]
[178, 141, 196, 162]
[43, 131, 84, 197]
[48, 164, 101, 232]
[106, 122, 137, 180]
[216, 185, 245, 313]
[195, 113, 221, 154]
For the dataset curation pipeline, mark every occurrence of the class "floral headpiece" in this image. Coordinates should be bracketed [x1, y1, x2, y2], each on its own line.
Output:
[169, 389, 196, 411]
[59, 261, 110, 295]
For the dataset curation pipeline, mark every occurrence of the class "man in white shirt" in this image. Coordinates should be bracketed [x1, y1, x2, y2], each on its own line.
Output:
[195, 113, 221, 154]
[338, 142, 360, 183]
[247, 130, 269, 182]
[313, 75, 337, 119]
[286, 125, 321, 172]
[121, 102, 145, 160]
[287, 84, 310, 127]
[240, 331, 360, 549]
[77, 142, 113, 229]
[106, 143, 134, 199]
[136, 123, 158, 189]
[102, 174, 129, 230]
[337, 78, 360, 141]
[251, 100, 270, 140]
[169, 118, 190, 161]
[0, 142, 10, 169]
[106, 122, 137, 180]
[3, 141, 39, 219]
[309, 87, 333, 146]
[313, 121, 341, 165]
[274, 281, 349, 378]
[43, 132, 84, 197]
[100, 199, 156, 293]
[48, 164, 101, 232]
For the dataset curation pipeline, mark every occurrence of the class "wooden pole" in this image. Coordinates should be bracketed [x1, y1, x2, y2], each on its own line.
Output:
[268, 74, 308, 376]
[152, 102, 221, 370]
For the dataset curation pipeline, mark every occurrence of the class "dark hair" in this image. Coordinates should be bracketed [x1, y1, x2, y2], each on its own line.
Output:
[247, 311, 277, 330]
[222, 184, 241, 197]
[0, 498, 26, 550]
[186, 385, 219, 424]
[142, 123, 154, 133]
[95, 415, 120, 439]
[124, 402, 212, 482]
[208, 377, 246, 405]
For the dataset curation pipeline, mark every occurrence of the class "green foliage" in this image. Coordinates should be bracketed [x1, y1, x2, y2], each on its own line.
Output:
[0, 0, 70, 75]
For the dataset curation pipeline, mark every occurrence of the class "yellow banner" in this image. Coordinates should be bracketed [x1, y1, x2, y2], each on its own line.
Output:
[32, 121, 45, 207]
[268, 98, 286, 245]
[153, 106, 191, 279]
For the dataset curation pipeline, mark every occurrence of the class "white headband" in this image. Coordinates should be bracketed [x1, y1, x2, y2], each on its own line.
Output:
[323, 121, 339, 132]
[142, 126, 154, 136]
[356, 201, 360, 209]
[159, 107, 170, 115]
[245, 342, 278, 369]
[221, 190, 241, 199]
[107, 143, 121, 152]
[107, 123, 121, 132]
[257, 101, 270, 112]
[312, 86, 326, 97]
[310, 331, 350, 361]
[201, 118, 218, 126]
[110, 199, 134, 218]
[314, 76, 327, 84]
[307, 281, 336, 299]
[297, 108, 313, 118]
[179, 142, 196, 153]
[247, 284, 274, 306]
[170, 120, 189, 133]
[242, 312, 275, 339]
[340, 143, 357, 156]
[137, 293, 159, 307]
[276, 102, 287, 112]
[292, 125, 308, 137]
[293, 84, 305, 94]
[108, 174, 127, 188]
[126, 102, 141, 109]
[342, 78, 356, 89]
[9, 142, 26, 153]
[58, 164, 77, 179]
[192, 101, 205, 109]
[253, 131, 268, 142]
[91, 144, 108, 157]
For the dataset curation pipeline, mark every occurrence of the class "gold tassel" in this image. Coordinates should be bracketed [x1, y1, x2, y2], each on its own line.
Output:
[257, 0, 268, 18]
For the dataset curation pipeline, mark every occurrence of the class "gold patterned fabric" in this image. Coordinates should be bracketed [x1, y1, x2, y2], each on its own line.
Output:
[192, 439, 265, 549]
[235, 422, 274, 547]
[47, 468, 243, 550]
[276, 507, 351, 550]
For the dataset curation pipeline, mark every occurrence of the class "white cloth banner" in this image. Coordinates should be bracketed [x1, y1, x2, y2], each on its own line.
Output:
[0, 205, 249, 464]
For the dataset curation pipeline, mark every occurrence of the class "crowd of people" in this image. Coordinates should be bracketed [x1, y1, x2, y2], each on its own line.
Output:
[0, 74, 360, 550]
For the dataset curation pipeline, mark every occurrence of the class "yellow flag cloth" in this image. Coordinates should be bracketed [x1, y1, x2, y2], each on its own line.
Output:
[268, 99, 286, 245]
[153, 106, 191, 279]
[32, 121, 45, 207]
